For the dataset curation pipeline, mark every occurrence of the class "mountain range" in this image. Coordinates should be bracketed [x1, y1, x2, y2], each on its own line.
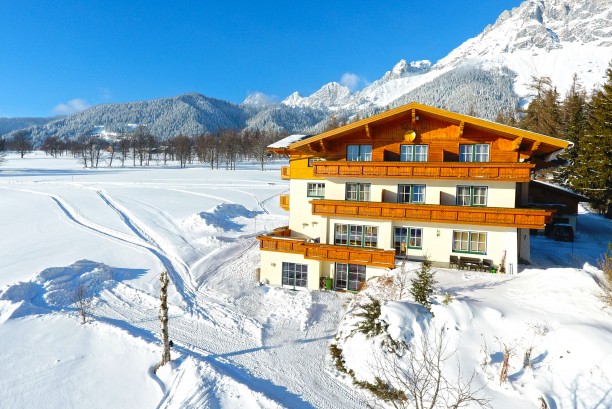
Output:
[5, 0, 612, 145]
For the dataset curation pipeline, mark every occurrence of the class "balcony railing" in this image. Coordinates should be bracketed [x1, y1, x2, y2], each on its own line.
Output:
[279, 194, 290, 211]
[256, 227, 396, 269]
[312, 161, 534, 182]
[281, 166, 291, 180]
[311, 200, 553, 229]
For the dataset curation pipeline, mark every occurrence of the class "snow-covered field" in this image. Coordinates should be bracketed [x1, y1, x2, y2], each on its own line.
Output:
[1, 152, 611, 409]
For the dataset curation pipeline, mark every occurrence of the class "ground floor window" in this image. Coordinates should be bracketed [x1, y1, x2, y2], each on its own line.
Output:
[282, 262, 308, 288]
[452, 230, 487, 254]
[335, 263, 366, 291]
[394, 227, 423, 256]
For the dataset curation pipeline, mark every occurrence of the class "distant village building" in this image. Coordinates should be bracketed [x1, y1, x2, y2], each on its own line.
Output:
[257, 102, 571, 290]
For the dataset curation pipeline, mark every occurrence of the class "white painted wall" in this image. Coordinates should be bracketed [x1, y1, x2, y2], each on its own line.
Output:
[324, 178, 517, 207]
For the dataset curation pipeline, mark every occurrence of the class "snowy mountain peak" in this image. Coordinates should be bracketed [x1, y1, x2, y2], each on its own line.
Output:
[242, 92, 276, 107]
[282, 82, 352, 109]
[382, 59, 432, 82]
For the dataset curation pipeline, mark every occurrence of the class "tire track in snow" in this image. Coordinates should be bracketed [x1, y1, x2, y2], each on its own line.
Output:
[93, 189, 261, 336]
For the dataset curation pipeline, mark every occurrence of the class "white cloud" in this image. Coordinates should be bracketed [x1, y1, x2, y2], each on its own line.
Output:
[244, 91, 278, 105]
[340, 72, 369, 92]
[52, 98, 91, 115]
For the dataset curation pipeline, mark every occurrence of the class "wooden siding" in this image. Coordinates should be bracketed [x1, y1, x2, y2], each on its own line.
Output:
[313, 161, 534, 182]
[279, 194, 290, 211]
[311, 200, 553, 229]
[256, 228, 396, 269]
[281, 166, 290, 180]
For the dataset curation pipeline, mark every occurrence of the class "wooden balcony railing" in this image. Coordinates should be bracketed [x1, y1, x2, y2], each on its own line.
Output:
[279, 194, 290, 211]
[311, 200, 553, 229]
[256, 228, 396, 269]
[281, 166, 291, 180]
[312, 161, 534, 182]
[303, 243, 395, 268]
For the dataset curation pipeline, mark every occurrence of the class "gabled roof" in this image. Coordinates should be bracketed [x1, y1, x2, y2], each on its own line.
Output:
[286, 102, 570, 156]
[530, 180, 588, 201]
[267, 134, 312, 154]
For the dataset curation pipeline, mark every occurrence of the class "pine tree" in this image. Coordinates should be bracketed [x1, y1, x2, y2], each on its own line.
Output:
[553, 74, 589, 187]
[519, 77, 561, 137]
[570, 64, 612, 216]
[409, 256, 437, 313]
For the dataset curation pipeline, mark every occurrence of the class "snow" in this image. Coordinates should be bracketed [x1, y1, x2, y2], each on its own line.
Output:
[267, 134, 311, 149]
[1, 151, 612, 408]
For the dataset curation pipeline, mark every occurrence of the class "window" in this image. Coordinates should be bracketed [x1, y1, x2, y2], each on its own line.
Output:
[307, 158, 324, 167]
[459, 144, 489, 162]
[400, 144, 428, 162]
[335, 224, 378, 248]
[347, 144, 372, 161]
[398, 184, 425, 204]
[394, 227, 423, 256]
[452, 231, 486, 254]
[282, 262, 308, 288]
[335, 263, 366, 291]
[307, 182, 325, 197]
[334, 224, 348, 245]
[456, 186, 487, 206]
[346, 183, 371, 201]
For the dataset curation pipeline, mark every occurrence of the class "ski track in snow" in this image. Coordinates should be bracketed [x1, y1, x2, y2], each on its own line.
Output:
[2, 183, 366, 408]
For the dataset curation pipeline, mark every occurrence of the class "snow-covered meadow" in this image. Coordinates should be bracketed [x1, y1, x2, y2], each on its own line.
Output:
[0, 152, 611, 409]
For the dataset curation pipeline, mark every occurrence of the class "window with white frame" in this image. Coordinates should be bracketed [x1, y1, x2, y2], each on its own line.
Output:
[346, 182, 371, 201]
[335, 263, 366, 291]
[459, 144, 489, 162]
[456, 186, 487, 206]
[398, 184, 425, 204]
[452, 231, 487, 254]
[307, 182, 325, 197]
[394, 227, 423, 256]
[347, 144, 372, 161]
[281, 262, 308, 288]
[335, 223, 378, 247]
[400, 144, 428, 162]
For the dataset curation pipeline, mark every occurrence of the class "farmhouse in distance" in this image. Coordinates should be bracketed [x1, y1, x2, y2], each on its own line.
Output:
[257, 102, 573, 290]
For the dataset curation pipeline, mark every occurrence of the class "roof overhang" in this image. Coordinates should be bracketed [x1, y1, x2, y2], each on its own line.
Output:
[286, 102, 570, 157]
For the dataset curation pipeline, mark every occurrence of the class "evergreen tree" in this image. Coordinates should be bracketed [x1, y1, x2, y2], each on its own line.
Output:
[570, 64, 612, 216]
[409, 255, 437, 313]
[553, 74, 589, 186]
[519, 76, 562, 137]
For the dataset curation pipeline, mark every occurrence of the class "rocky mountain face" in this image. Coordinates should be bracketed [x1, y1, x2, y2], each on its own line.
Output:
[9, 0, 612, 144]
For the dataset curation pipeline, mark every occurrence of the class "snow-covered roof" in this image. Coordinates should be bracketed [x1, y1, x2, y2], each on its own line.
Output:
[267, 134, 312, 149]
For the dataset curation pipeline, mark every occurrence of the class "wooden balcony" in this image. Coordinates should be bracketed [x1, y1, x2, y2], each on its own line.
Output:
[311, 200, 553, 229]
[312, 161, 534, 182]
[279, 194, 290, 211]
[281, 166, 291, 180]
[256, 228, 396, 269]
[303, 243, 395, 268]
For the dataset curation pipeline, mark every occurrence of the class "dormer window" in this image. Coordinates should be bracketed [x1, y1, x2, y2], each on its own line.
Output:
[459, 144, 489, 162]
[400, 144, 428, 162]
[347, 144, 372, 161]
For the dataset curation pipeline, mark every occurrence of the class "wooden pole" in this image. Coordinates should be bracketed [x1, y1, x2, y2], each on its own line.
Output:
[159, 271, 171, 366]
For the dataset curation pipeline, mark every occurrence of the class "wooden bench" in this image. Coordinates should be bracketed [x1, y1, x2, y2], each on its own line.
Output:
[459, 256, 483, 271]
[482, 259, 495, 271]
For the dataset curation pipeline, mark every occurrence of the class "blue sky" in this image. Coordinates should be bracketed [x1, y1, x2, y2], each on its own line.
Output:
[0, 0, 521, 117]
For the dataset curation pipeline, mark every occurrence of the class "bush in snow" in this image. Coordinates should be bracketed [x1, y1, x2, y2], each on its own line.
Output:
[599, 244, 612, 307]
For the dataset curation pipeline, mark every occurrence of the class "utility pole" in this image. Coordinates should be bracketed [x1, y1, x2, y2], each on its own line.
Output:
[159, 270, 171, 367]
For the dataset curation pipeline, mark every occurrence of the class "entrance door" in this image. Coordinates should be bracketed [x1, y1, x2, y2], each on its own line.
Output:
[394, 227, 408, 257]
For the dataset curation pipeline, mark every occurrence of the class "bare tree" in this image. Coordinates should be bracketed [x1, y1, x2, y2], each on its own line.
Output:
[361, 328, 491, 409]
[9, 130, 33, 158]
[598, 244, 612, 307]
[74, 283, 92, 324]
[171, 134, 192, 168]
[159, 271, 171, 368]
